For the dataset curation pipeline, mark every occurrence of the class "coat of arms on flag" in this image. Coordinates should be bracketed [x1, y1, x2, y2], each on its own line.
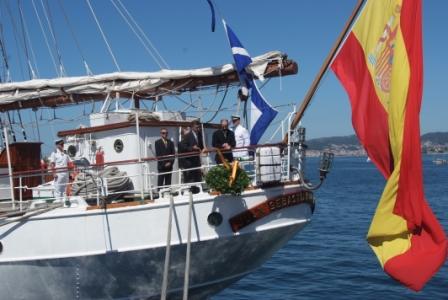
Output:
[332, 0, 447, 291]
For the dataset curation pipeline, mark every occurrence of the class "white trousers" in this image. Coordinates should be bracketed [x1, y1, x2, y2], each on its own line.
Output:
[54, 173, 69, 198]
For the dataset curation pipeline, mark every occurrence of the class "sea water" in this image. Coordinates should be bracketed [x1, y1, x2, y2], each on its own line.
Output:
[214, 155, 448, 299]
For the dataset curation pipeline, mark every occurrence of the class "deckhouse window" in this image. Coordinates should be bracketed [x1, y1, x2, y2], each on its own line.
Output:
[114, 139, 124, 153]
[67, 145, 77, 158]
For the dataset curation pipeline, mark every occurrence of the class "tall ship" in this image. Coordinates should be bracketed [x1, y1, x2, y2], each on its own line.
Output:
[0, 1, 342, 299]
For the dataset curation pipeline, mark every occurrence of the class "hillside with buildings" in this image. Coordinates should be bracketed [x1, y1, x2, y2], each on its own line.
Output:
[306, 132, 448, 157]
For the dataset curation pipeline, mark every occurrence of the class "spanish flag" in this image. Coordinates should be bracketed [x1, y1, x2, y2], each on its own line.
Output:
[331, 0, 447, 291]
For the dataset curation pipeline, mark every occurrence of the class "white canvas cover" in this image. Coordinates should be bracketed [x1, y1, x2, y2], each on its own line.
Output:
[0, 51, 282, 107]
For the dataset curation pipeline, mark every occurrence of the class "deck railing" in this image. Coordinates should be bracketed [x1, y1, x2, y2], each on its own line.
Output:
[0, 142, 304, 213]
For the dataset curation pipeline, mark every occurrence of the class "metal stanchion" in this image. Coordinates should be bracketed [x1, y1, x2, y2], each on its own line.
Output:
[182, 189, 194, 300]
[160, 191, 174, 300]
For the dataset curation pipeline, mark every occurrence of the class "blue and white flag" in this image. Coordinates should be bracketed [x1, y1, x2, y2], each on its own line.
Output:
[248, 81, 278, 145]
[223, 21, 278, 145]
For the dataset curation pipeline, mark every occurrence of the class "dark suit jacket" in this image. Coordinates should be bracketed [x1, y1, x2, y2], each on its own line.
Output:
[178, 131, 203, 168]
[155, 138, 175, 171]
[212, 129, 236, 163]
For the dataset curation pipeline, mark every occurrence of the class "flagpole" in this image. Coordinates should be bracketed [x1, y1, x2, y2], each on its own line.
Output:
[283, 0, 365, 144]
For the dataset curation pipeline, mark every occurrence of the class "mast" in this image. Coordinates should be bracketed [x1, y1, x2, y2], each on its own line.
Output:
[0, 23, 10, 82]
[284, 0, 365, 143]
[3, 125, 15, 209]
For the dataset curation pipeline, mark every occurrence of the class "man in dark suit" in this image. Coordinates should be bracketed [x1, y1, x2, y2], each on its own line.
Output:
[155, 128, 176, 189]
[212, 119, 236, 164]
[178, 120, 204, 192]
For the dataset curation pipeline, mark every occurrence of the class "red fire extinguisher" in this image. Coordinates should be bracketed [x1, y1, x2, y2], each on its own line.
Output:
[96, 147, 104, 166]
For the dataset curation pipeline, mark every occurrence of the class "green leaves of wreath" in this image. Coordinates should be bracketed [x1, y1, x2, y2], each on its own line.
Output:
[205, 165, 250, 195]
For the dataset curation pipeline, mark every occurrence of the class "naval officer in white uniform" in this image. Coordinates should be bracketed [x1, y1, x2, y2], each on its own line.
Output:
[49, 139, 70, 199]
[231, 115, 250, 159]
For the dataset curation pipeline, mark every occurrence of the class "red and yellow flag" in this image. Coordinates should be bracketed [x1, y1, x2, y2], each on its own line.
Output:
[331, 0, 447, 291]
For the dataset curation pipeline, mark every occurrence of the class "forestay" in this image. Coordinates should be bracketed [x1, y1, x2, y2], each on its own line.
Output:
[0, 51, 297, 111]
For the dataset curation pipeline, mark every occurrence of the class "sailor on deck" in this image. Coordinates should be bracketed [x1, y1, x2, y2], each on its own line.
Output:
[49, 139, 70, 199]
[231, 115, 250, 159]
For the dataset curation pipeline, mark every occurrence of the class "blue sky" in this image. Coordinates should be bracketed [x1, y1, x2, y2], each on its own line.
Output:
[0, 0, 447, 152]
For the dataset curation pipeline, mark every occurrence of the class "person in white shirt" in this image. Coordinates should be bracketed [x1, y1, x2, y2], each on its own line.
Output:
[231, 115, 250, 159]
[49, 139, 70, 199]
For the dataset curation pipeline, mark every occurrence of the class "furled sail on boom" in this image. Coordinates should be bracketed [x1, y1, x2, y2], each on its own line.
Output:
[0, 51, 297, 112]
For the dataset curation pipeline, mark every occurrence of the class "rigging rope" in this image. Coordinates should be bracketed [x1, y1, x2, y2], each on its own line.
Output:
[206, 84, 229, 123]
[28, 109, 37, 141]
[115, 0, 169, 69]
[109, 0, 164, 70]
[31, 0, 59, 76]
[6, 112, 16, 142]
[57, 0, 93, 76]
[85, 0, 121, 72]
[16, 109, 27, 141]
[0, 115, 6, 147]
[199, 85, 219, 119]
[0, 203, 63, 228]
[31, 109, 40, 141]
[45, 108, 55, 139]
[3, 0, 26, 80]
[41, 0, 67, 77]
[72, 167, 134, 202]
[18, 0, 38, 79]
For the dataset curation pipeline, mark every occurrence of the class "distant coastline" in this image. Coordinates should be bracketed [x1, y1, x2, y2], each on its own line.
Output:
[305, 131, 448, 157]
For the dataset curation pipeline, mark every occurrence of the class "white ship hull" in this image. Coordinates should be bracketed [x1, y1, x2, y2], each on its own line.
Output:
[0, 184, 312, 299]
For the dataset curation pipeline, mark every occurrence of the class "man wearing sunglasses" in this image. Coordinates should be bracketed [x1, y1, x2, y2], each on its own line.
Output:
[155, 128, 176, 189]
[178, 120, 204, 193]
[212, 118, 236, 164]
